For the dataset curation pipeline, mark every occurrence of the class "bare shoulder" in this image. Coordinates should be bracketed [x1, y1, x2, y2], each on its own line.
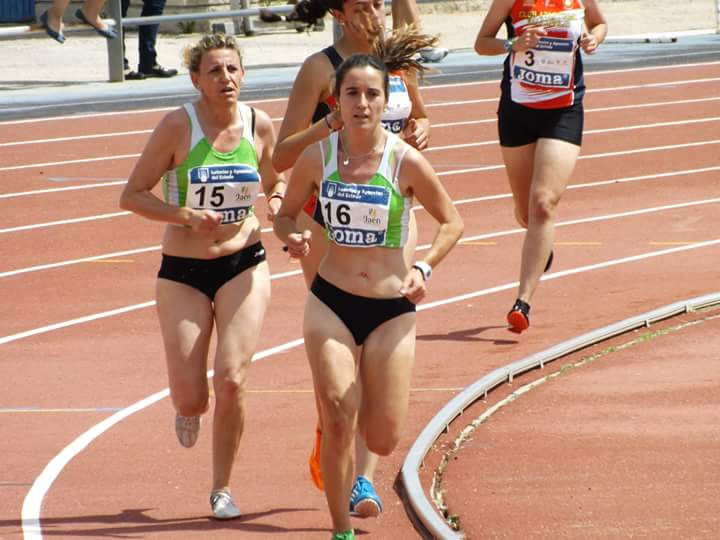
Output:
[154, 106, 190, 140]
[251, 106, 274, 137]
[394, 137, 428, 175]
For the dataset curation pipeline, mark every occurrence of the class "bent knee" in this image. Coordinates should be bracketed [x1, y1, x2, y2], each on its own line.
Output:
[213, 371, 248, 407]
[172, 391, 209, 417]
[528, 194, 560, 223]
[365, 431, 400, 457]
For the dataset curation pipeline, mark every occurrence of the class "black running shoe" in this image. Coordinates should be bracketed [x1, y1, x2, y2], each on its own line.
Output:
[507, 298, 530, 333]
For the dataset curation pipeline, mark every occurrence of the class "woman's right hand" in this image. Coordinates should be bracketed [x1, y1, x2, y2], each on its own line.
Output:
[188, 208, 223, 233]
[513, 24, 547, 51]
[286, 230, 312, 258]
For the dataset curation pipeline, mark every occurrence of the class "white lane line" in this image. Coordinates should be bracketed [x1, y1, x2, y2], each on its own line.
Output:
[427, 118, 720, 152]
[0, 246, 161, 279]
[425, 77, 720, 108]
[5, 72, 720, 148]
[0, 130, 152, 148]
[413, 197, 720, 249]
[3, 165, 719, 278]
[0, 181, 127, 199]
[425, 166, 720, 210]
[2, 122, 718, 178]
[19, 236, 720, 540]
[3, 136, 718, 234]
[3, 196, 719, 344]
[0, 266, 302, 346]
[0, 212, 131, 234]
[0, 154, 140, 173]
[3, 60, 718, 130]
[0, 301, 156, 346]
[432, 96, 720, 128]
[436, 139, 720, 176]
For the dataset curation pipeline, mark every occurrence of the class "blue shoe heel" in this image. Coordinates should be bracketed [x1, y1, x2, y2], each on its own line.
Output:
[349, 476, 383, 518]
[39, 11, 65, 43]
[75, 8, 117, 39]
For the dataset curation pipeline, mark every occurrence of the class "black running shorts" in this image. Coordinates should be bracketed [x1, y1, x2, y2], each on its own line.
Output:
[497, 98, 583, 148]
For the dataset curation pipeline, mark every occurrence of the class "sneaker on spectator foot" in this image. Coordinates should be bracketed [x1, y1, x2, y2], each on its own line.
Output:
[175, 414, 200, 448]
[141, 64, 178, 78]
[507, 298, 530, 334]
[210, 489, 242, 520]
[259, 8, 283, 23]
[349, 476, 383, 517]
[419, 47, 449, 63]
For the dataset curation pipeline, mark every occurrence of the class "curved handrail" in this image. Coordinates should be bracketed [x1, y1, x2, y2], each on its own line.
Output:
[400, 291, 720, 539]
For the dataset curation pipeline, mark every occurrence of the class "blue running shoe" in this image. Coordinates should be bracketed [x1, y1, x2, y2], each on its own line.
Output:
[349, 476, 383, 517]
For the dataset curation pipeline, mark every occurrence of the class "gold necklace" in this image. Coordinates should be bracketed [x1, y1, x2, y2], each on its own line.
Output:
[338, 133, 385, 166]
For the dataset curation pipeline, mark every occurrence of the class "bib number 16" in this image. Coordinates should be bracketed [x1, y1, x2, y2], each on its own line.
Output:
[323, 201, 351, 225]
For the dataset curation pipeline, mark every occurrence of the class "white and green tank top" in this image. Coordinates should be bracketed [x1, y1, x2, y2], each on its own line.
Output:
[318, 131, 411, 248]
[163, 102, 261, 224]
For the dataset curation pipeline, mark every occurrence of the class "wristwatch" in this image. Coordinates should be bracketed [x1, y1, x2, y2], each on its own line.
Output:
[412, 261, 432, 281]
[503, 37, 517, 52]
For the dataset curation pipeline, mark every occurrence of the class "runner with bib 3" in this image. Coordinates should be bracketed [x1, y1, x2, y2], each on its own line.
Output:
[474, 0, 607, 333]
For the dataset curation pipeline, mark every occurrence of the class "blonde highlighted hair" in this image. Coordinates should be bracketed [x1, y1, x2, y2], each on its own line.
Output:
[373, 23, 439, 77]
[183, 34, 243, 73]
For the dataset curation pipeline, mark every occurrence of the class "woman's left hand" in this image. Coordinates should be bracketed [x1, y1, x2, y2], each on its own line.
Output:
[580, 32, 600, 54]
[402, 118, 429, 151]
[399, 268, 427, 304]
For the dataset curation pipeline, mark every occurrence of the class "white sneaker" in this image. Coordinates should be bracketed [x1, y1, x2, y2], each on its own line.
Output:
[210, 489, 242, 520]
[419, 47, 449, 63]
[174, 414, 200, 448]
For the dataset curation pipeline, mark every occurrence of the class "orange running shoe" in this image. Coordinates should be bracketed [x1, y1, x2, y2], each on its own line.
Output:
[507, 298, 530, 333]
[309, 425, 324, 491]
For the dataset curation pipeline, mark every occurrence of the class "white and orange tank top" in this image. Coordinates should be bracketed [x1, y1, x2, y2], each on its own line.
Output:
[501, 0, 586, 109]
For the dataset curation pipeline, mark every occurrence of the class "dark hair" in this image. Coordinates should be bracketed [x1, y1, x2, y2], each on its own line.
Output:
[293, 0, 342, 26]
[334, 53, 389, 98]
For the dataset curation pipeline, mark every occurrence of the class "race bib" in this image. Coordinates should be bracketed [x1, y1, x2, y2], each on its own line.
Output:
[320, 180, 390, 247]
[512, 36, 575, 89]
[186, 164, 260, 224]
[382, 75, 411, 134]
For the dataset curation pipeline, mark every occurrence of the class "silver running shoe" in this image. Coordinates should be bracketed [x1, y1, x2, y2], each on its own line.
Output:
[210, 489, 242, 520]
[419, 47, 449, 63]
[174, 414, 200, 448]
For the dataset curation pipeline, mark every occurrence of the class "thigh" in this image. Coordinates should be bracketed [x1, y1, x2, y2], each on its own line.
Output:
[358, 312, 416, 432]
[530, 137, 581, 201]
[303, 293, 360, 415]
[156, 278, 214, 392]
[212, 260, 271, 379]
[501, 143, 537, 225]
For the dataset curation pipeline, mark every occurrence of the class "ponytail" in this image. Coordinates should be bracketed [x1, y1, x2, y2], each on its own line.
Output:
[373, 24, 440, 77]
[292, 0, 343, 26]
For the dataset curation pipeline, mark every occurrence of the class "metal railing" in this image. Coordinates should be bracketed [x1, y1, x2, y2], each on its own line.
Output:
[399, 291, 720, 539]
[0, 0, 301, 82]
[1, 0, 719, 83]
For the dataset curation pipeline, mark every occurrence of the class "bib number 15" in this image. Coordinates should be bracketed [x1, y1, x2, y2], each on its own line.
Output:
[194, 185, 225, 207]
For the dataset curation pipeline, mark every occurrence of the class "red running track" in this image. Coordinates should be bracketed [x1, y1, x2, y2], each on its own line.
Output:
[0, 61, 719, 539]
